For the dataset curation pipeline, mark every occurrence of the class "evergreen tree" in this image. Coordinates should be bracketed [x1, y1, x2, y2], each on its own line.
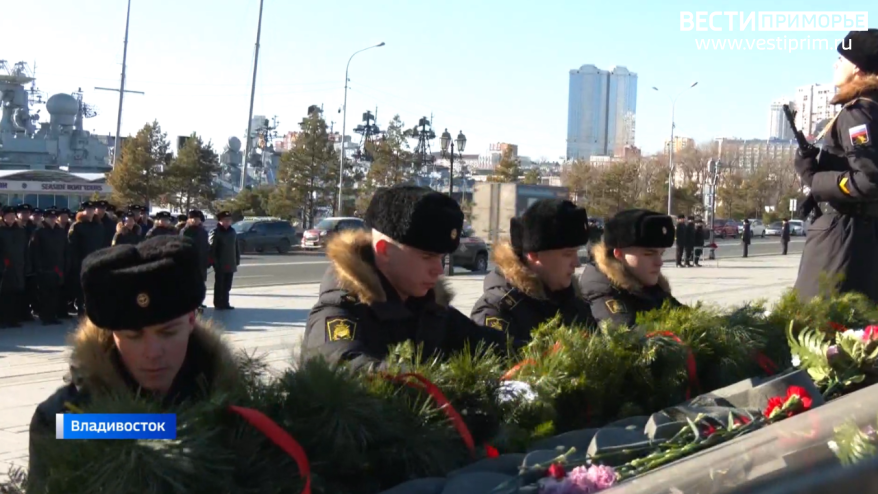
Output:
[214, 186, 271, 220]
[522, 168, 541, 185]
[488, 147, 522, 183]
[356, 115, 412, 214]
[166, 133, 221, 212]
[271, 109, 338, 228]
[107, 121, 172, 208]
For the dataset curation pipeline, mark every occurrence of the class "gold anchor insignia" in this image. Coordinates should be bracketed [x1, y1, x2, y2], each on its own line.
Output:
[484, 317, 509, 332]
[136, 293, 150, 308]
[326, 318, 357, 341]
[450, 228, 458, 240]
[605, 299, 626, 314]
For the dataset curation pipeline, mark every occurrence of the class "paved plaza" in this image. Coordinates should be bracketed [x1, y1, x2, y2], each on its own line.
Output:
[0, 253, 801, 480]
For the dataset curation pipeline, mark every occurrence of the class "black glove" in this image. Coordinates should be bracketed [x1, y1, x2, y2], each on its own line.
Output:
[794, 148, 818, 187]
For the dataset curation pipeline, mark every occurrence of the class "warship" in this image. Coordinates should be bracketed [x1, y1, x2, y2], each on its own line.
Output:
[0, 60, 113, 208]
[0, 61, 110, 173]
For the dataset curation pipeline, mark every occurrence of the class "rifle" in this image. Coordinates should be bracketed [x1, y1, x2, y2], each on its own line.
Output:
[782, 104, 823, 220]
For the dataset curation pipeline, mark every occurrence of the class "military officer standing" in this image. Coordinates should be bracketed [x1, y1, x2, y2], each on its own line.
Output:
[130, 205, 153, 241]
[23, 207, 43, 321]
[58, 208, 72, 234]
[208, 211, 239, 310]
[781, 218, 791, 255]
[674, 214, 687, 267]
[794, 29, 878, 303]
[68, 201, 107, 315]
[300, 185, 513, 371]
[26, 236, 242, 491]
[176, 214, 188, 232]
[470, 199, 595, 341]
[0, 206, 29, 328]
[28, 208, 67, 325]
[145, 211, 178, 238]
[579, 209, 683, 326]
[112, 211, 142, 246]
[181, 209, 210, 311]
[741, 219, 752, 258]
[693, 218, 705, 267]
[93, 200, 116, 247]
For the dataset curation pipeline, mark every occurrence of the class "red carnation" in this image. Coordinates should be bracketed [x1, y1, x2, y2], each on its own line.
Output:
[547, 463, 566, 480]
[865, 326, 878, 341]
[484, 444, 499, 458]
[786, 386, 813, 411]
[828, 321, 847, 332]
[702, 424, 717, 437]
[764, 396, 785, 418]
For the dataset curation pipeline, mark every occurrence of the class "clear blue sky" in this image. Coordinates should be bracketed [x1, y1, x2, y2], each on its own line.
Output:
[2, 0, 875, 160]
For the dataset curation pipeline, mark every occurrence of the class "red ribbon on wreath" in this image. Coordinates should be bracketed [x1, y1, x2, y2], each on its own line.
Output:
[500, 340, 566, 380]
[380, 372, 476, 457]
[646, 331, 700, 399]
[229, 405, 312, 494]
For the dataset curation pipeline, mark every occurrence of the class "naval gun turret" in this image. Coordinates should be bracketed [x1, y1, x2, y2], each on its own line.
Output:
[0, 60, 110, 172]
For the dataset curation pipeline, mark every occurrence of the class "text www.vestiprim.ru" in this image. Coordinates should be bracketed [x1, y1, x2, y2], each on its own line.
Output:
[694, 37, 850, 52]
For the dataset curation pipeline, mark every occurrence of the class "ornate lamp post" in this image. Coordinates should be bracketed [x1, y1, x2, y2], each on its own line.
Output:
[439, 129, 467, 198]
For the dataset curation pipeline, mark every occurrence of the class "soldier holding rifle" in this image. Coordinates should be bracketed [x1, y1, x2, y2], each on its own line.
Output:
[790, 29, 878, 302]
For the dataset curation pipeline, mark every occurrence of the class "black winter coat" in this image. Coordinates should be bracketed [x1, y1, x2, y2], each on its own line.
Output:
[135, 217, 153, 240]
[470, 241, 595, 342]
[29, 222, 68, 287]
[98, 213, 117, 247]
[111, 223, 142, 246]
[181, 223, 210, 281]
[27, 321, 241, 492]
[694, 226, 705, 247]
[675, 222, 687, 249]
[685, 222, 696, 248]
[299, 230, 512, 371]
[0, 220, 29, 293]
[742, 223, 752, 244]
[781, 223, 791, 242]
[68, 218, 106, 275]
[795, 78, 878, 303]
[579, 242, 683, 327]
[209, 225, 239, 274]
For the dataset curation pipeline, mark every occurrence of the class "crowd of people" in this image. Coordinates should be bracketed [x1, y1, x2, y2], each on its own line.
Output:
[0, 200, 240, 329]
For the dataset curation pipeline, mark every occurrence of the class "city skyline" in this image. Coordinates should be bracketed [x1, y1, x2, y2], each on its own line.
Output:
[2, 1, 873, 162]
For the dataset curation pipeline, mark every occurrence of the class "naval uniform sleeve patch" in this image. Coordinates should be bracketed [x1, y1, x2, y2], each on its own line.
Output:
[605, 299, 627, 314]
[326, 318, 357, 341]
[849, 123, 870, 147]
[500, 291, 522, 310]
[484, 316, 510, 332]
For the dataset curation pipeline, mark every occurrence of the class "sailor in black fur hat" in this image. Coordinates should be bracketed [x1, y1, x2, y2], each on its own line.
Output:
[470, 199, 595, 342]
[145, 211, 178, 238]
[26, 236, 241, 490]
[300, 184, 515, 370]
[579, 209, 683, 326]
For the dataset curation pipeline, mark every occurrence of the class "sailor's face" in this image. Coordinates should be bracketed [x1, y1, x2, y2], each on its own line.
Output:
[616, 247, 665, 287]
[113, 312, 196, 394]
[385, 243, 445, 298]
[527, 247, 581, 291]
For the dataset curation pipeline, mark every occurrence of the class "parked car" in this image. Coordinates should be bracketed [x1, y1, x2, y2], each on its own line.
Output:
[300, 217, 366, 249]
[713, 219, 740, 239]
[789, 219, 806, 236]
[765, 221, 783, 236]
[747, 219, 766, 238]
[442, 226, 490, 272]
[233, 218, 301, 254]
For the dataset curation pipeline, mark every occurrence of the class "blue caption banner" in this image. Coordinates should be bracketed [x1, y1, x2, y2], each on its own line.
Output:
[55, 413, 177, 440]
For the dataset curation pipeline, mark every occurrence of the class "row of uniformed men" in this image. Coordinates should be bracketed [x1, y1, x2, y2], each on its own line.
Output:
[297, 185, 683, 369]
[0, 200, 240, 327]
[22, 184, 681, 489]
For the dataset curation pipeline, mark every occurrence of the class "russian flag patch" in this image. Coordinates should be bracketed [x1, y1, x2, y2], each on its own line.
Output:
[849, 124, 870, 146]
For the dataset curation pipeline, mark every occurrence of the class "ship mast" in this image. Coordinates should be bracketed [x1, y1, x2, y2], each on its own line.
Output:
[114, 0, 132, 167]
[241, 0, 265, 190]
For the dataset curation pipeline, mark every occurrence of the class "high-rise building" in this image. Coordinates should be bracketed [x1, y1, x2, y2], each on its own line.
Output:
[794, 84, 839, 138]
[566, 65, 637, 161]
[768, 98, 795, 140]
[664, 136, 695, 154]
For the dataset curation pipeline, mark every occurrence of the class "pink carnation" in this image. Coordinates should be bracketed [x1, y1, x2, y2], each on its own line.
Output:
[585, 464, 617, 490]
[567, 466, 596, 493]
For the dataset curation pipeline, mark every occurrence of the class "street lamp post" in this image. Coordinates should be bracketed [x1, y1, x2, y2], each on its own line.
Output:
[652, 82, 698, 215]
[337, 42, 385, 215]
[440, 129, 466, 276]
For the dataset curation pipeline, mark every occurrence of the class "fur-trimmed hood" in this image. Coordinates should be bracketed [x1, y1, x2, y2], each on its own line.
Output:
[66, 318, 241, 397]
[580, 241, 672, 297]
[324, 229, 453, 307]
[490, 240, 580, 300]
[832, 74, 878, 105]
[116, 221, 142, 235]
